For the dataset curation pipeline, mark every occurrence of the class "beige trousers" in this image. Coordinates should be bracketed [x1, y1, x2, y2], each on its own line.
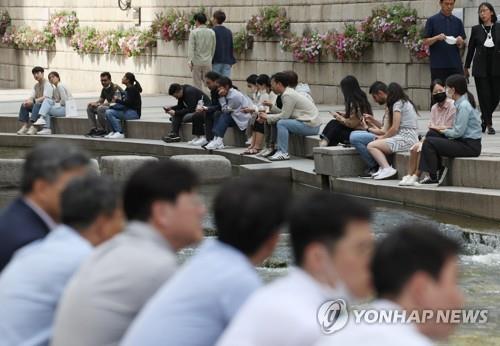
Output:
[192, 64, 212, 90]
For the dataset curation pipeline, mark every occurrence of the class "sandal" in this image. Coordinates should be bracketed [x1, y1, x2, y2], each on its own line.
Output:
[241, 148, 261, 155]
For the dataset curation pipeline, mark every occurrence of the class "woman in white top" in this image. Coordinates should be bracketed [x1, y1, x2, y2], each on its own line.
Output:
[367, 82, 419, 180]
[242, 74, 277, 155]
[36, 71, 72, 135]
[205, 77, 253, 150]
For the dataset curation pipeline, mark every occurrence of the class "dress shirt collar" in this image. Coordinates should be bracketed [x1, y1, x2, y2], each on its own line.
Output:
[23, 197, 58, 230]
[125, 221, 174, 252]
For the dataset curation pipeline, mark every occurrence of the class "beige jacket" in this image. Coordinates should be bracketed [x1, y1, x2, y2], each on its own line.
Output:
[267, 87, 321, 127]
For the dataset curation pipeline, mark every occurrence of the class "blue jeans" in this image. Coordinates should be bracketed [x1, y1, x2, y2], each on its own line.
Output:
[276, 119, 320, 153]
[39, 99, 66, 129]
[213, 112, 237, 138]
[212, 63, 232, 77]
[18, 102, 42, 123]
[105, 108, 139, 133]
[349, 130, 377, 169]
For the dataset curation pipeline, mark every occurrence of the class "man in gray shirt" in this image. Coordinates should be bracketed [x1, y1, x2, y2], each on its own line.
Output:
[51, 160, 206, 346]
[188, 12, 216, 90]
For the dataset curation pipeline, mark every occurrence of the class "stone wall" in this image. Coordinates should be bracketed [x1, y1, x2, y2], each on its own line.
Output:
[0, 0, 498, 109]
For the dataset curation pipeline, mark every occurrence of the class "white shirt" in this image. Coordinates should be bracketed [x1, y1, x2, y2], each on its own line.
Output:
[219, 88, 253, 131]
[216, 267, 338, 346]
[315, 299, 434, 346]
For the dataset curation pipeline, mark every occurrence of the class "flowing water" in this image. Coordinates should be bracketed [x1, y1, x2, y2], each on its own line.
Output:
[1, 150, 499, 345]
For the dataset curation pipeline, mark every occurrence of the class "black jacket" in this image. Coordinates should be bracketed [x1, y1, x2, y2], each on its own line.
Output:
[0, 198, 51, 271]
[465, 23, 500, 77]
[171, 85, 210, 117]
[205, 87, 221, 114]
[117, 84, 142, 117]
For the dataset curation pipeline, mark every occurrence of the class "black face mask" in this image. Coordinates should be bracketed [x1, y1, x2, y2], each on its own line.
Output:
[433, 92, 446, 104]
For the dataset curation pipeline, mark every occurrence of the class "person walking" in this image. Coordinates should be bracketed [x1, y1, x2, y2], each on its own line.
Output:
[464, 2, 500, 135]
[188, 12, 216, 90]
[211, 10, 236, 77]
[423, 0, 466, 82]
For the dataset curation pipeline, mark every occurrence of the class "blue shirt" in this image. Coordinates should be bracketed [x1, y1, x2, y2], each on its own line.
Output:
[443, 95, 482, 139]
[424, 12, 466, 69]
[212, 25, 236, 65]
[0, 225, 92, 346]
[122, 239, 262, 346]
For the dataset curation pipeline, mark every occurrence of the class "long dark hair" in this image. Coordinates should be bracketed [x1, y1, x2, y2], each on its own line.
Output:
[340, 75, 372, 119]
[478, 2, 498, 24]
[387, 83, 418, 127]
[446, 74, 477, 108]
[124, 72, 142, 93]
[430, 79, 445, 93]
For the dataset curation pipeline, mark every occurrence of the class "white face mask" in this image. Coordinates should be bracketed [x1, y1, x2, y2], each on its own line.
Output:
[482, 25, 495, 48]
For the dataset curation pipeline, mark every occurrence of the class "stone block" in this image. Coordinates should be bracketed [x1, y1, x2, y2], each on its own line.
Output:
[0, 159, 24, 187]
[170, 154, 232, 183]
[99, 155, 158, 181]
[313, 146, 365, 177]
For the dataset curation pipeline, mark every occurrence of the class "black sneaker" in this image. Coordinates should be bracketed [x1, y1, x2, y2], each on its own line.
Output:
[85, 128, 98, 137]
[91, 129, 108, 137]
[162, 134, 181, 143]
[438, 166, 448, 186]
[418, 176, 439, 185]
[488, 127, 496, 135]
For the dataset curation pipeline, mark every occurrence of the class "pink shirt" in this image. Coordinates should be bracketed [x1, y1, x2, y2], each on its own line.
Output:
[429, 98, 456, 128]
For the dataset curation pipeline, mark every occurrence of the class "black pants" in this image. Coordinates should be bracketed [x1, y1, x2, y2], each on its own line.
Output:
[171, 112, 199, 136]
[419, 137, 481, 178]
[430, 67, 463, 83]
[475, 76, 500, 127]
[321, 120, 353, 146]
[192, 110, 220, 140]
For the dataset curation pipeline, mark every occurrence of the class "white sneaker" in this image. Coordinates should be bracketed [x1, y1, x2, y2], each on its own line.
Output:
[188, 137, 199, 145]
[398, 175, 411, 186]
[245, 138, 252, 145]
[407, 175, 419, 186]
[104, 132, 115, 138]
[268, 151, 290, 161]
[192, 136, 208, 146]
[26, 126, 38, 135]
[371, 167, 383, 178]
[205, 137, 224, 150]
[33, 118, 46, 126]
[109, 132, 125, 139]
[374, 166, 398, 180]
[258, 148, 273, 157]
[17, 124, 29, 135]
[37, 128, 52, 135]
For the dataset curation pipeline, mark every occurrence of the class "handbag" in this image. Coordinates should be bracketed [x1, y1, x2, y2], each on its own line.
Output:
[65, 98, 79, 117]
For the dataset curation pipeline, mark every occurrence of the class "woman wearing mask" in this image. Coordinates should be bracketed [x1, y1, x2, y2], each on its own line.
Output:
[399, 79, 456, 186]
[105, 72, 142, 139]
[35, 71, 72, 135]
[464, 2, 500, 135]
[418, 74, 482, 185]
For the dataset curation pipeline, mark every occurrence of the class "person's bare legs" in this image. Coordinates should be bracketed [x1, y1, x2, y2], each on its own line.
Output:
[367, 140, 392, 169]
[254, 132, 264, 150]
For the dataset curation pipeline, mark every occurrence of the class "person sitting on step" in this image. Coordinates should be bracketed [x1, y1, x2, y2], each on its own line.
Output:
[258, 72, 321, 161]
[205, 77, 253, 151]
[241, 74, 277, 155]
[86, 72, 123, 137]
[162, 83, 210, 144]
[17, 66, 53, 136]
[399, 79, 456, 186]
[34, 71, 72, 135]
[418, 74, 482, 185]
[367, 82, 419, 180]
[320, 75, 373, 147]
[104, 72, 142, 140]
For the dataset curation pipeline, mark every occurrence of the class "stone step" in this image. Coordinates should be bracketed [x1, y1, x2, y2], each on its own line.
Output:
[314, 145, 500, 190]
[0, 115, 320, 158]
[331, 177, 500, 222]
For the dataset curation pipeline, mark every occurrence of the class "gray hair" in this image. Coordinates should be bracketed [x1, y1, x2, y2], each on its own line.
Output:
[21, 141, 91, 194]
[61, 174, 121, 231]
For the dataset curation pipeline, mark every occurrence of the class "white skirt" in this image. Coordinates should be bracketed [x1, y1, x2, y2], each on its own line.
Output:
[384, 128, 419, 153]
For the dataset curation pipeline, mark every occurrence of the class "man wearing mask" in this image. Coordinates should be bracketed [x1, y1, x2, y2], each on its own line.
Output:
[216, 191, 374, 346]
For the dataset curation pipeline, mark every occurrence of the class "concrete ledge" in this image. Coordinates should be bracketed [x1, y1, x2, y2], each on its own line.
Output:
[170, 155, 232, 183]
[331, 177, 500, 221]
[99, 155, 158, 182]
[313, 146, 365, 177]
[0, 159, 24, 187]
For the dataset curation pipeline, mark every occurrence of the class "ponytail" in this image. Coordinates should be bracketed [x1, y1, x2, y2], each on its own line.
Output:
[124, 72, 142, 93]
[446, 74, 476, 108]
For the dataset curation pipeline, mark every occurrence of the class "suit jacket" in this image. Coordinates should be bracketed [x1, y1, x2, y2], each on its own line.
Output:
[171, 85, 210, 117]
[0, 198, 50, 271]
[465, 23, 500, 77]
